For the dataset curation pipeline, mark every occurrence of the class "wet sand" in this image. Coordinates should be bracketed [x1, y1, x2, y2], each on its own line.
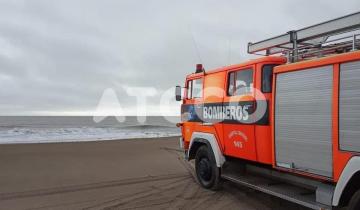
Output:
[0, 137, 308, 210]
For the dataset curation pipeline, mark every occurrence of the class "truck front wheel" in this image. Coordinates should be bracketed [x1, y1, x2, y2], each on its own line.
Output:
[195, 145, 221, 190]
[348, 189, 360, 210]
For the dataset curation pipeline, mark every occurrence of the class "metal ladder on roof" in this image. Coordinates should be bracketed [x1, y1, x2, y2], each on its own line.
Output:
[248, 11, 360, 63]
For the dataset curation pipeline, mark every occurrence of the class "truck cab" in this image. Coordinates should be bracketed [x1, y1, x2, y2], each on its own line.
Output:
[180, 56, 286, 165]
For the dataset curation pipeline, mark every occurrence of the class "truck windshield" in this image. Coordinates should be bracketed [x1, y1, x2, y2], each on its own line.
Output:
[187, 78, 203, 99]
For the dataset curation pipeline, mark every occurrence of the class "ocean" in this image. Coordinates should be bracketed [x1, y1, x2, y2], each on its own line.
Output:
[0, 116, 181, 144]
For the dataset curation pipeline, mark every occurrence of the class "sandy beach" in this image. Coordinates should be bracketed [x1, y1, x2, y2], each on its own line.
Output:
[0, 137, 308, 210]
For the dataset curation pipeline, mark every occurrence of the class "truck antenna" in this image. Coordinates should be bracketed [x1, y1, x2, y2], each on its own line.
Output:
[188, 24, 204, 66]
[227, 38, 232, 66]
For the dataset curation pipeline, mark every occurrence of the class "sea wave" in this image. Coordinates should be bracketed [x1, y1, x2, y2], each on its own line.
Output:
[0, 126, 181, 144]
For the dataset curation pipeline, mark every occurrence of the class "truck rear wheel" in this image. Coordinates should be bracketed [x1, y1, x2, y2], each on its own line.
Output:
[348, 189, 360, 210]
[195, 145, 221, 190]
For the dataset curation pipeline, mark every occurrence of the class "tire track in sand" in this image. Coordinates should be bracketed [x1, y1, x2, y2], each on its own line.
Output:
[82, 177, 190, 210]
[0, 173, 189, 201]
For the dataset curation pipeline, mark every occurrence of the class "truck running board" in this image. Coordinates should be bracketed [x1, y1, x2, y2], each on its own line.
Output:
[221, 171, 331, 210]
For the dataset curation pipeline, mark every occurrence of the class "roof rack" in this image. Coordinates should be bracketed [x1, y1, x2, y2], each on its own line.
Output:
[248, 11, 360, 62]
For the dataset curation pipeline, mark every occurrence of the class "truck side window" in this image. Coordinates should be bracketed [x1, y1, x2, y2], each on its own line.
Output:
[228, 72, 235, 95]
[187, 78, 203, 99]
[262, 65, 276, 93]
[228, 69, 253, 96]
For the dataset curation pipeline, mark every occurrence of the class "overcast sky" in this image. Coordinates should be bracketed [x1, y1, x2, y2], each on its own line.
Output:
[0, 0, 359, 116]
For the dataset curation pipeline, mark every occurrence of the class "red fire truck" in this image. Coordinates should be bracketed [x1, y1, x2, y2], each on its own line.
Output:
[176, 12, 360, 209]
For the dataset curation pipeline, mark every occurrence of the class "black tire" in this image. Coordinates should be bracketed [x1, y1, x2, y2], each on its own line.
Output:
[348, 189, 360, 210]
[195, 145, 221, 190]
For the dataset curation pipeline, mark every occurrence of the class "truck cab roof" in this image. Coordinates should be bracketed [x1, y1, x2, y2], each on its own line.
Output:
[186, 56, 286, 79]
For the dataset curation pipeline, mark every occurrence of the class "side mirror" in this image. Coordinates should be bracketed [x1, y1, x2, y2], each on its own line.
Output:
[175, 85, 182, 101]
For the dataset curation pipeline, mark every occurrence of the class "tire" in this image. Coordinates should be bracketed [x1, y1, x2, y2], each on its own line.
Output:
[195, 145, 221, 190]
[348, 189, 360, 210]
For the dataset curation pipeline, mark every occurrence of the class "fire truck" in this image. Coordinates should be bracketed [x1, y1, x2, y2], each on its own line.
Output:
[175, 12, 360, 209]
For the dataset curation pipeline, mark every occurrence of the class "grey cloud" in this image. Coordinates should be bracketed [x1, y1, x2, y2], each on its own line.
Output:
[0, 0, 359, 115]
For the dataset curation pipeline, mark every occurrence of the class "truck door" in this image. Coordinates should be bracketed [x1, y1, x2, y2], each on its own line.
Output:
[222, 67, 257, 161]
[181, 77, 203, 144]
[253, 64, 278, 164]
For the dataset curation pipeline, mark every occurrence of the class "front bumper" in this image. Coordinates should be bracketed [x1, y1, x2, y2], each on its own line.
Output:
[179, 137, 189, 160]
[179, 137, 184, 150]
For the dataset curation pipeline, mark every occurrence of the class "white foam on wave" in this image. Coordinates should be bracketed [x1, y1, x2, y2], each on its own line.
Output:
[0, 126, 181, 144]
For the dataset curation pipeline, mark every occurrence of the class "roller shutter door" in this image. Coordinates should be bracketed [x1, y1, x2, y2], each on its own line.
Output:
[275, 65, 333, 177]
[340, 61, 360, 152]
